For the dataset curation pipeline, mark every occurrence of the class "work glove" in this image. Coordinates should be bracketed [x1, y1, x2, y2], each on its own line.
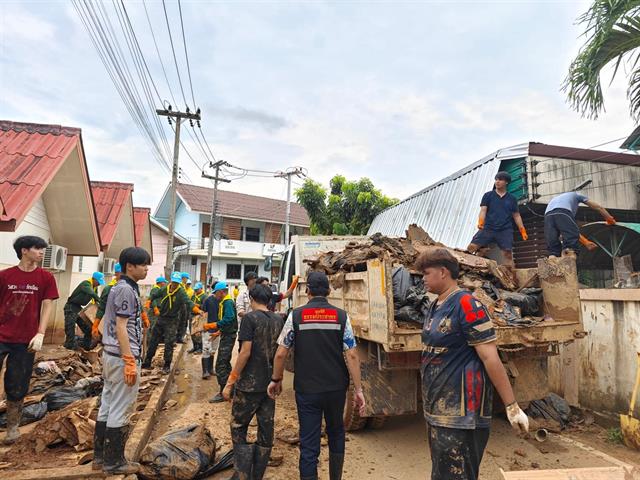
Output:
[579, 235, 597, 251]
[519, 227, 528, 241]
[223, 371, 239, 401]
[122, 354, 137, 386]
[144, 299, 151, 309]
[506, 402, 529, 433]
[153, 307, 160, 316]
[28, 333, 45, 352]
[290, 275, 300, 289]
[606, 216, 617, 225]
[91, 319, 101, 339]
[141, 310, 150, 329]
[477, 217, 485, 230]
[192, 306, 203, 315]
[204, 322, 217, 331]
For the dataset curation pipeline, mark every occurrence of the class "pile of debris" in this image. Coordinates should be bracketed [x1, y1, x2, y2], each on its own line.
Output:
[306, 224, 543, 327]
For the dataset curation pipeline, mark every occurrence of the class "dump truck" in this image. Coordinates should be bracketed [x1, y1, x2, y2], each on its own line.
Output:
[276, 234, 584, 430]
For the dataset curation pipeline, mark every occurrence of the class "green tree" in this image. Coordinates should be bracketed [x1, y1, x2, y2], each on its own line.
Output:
[563, 0, 640, 120]
[295, 175, 398, 235]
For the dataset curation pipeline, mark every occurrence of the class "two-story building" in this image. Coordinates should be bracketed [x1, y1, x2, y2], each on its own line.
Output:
[153, 183, 310, 284]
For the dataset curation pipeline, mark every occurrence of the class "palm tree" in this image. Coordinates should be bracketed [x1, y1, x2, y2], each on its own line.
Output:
[563, 0, 640, 120]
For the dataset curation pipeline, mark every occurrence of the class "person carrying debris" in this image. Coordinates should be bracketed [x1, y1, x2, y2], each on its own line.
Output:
[414, 248, 529, 480]
[0, 236, 58, 445]
[221, 284, 285, 479]
[188, 281, 206, 354]
[200, 284, 221, 380]
[267, 271, 366, 480]
[257, 275, 299, 313]
[91, 263, 122, 343]
[544, 191, 615, 257]
[176, 273, 194, 344]
[63, 271, 105, 350]
[143, 272, 202, 374]
[236, 271, 258, 323]
[93, 246, 150, 475]
[467, 171, 527, 269]
[207, 281, 238, 403]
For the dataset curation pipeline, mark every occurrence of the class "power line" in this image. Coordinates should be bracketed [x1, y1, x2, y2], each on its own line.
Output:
[161, 0, 189, 109]
[177, 0, 196, 108]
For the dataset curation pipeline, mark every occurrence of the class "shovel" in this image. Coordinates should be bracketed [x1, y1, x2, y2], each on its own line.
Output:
[621, 352, 640, 450]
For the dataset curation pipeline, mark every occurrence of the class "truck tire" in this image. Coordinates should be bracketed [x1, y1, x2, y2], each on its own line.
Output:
[343, 388, 367, 431]
[367, 416, 386, 429]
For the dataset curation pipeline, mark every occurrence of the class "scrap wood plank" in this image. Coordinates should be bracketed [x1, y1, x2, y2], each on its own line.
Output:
[9, 464, 104, 480]
[500, 466, 635, 480]
[124, 341, 187, 462]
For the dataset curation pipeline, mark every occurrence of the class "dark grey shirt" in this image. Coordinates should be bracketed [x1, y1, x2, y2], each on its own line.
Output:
[102, 278, 143, 358]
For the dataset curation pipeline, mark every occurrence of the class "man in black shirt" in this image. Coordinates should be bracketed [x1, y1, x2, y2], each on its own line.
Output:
[222, 284, 284, 479]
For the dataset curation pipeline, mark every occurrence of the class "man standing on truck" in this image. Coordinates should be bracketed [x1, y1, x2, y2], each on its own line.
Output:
[0, 236, 58, 445]
[467, 171, 528, 270]
[63, 271, 105, 350]
[267, 271, 366, 480]
[415, 248, 529, 480]
[544, 191, 615, 257]
[256, 275, 299, 313]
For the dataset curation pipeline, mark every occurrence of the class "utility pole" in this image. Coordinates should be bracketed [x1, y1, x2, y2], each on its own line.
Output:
[157, 107, 201, 279]
[276, 167, 305, 246]
[202, 160, 230, 286]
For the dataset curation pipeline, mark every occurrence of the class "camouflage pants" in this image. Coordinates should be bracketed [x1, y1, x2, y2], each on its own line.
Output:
[144, 316, 178, 367]
[63, 304, 91, 348]
[176, 307, 188, 342]
[231, 389, 275, 447]
[215, 333, 237, 389]
[427, 425, 490, 480]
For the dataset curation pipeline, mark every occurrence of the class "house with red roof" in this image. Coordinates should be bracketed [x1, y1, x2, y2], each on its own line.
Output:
[154, 182, 310, 284]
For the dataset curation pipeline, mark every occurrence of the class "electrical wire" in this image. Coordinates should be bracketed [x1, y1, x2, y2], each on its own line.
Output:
[177, 0, 196, 108]
[161, 0, 189, 109]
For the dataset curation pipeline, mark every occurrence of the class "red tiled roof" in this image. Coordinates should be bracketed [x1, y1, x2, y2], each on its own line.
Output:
[91, 181, 134, 249]
[133, 207, 150, 247]
[0, 121, 80, 229]
[176, 183, 310, 226]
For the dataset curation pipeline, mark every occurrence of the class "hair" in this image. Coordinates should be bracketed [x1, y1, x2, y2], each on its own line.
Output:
[118, 247, 151, 272]
[414, 248, 460, 280]
[495, 171, 512, 183]
[256, 276, 270, 285]
[244, 271, 258, 285]
[307, 272, 330, 297]
[249, 284, 272, 306]
[13, 236, 48, 259]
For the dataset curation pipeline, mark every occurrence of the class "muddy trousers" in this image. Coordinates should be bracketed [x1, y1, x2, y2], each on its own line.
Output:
[231, 389, 276, 447]
[544, 208, 580, 257]
[427, 425, 490, 480]
[215, 333, 237, 390]
[176, 308, 188, 342]
[0, 343, 34, 401]
[144, 316, 177, 367]
[201, 331, 221, 360]
[63, 304, 92, 348]
[97, 353, 140, 428]
[295, 389, 346, 478]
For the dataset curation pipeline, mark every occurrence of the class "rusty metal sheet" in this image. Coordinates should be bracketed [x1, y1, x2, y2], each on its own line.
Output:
[361, 356, 418, 417]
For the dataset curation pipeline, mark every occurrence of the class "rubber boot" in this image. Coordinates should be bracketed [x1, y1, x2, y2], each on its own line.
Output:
[329, 452, 344, 480]
[201, 357, 211, 379]
[103, 426, 139, 474]
[92, 421, 107, 470]
[231, 443, 255, 480]
[207, 356, 215, 376]
[3, 399, 23, 445]
[162, 362, 171, 375]
[252, 445, 271, 480]
[209, 391, 224, 403]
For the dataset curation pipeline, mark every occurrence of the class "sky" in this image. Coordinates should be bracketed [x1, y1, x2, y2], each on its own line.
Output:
[1, 0, 637, 213]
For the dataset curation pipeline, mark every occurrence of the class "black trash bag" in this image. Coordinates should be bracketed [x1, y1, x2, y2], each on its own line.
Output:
[544, 392, 571, 425]
[0, 401, 48, 427]
[393, 267, 430, 325]
[43, 386, 89, 411]
[139, 424, 216, 480]
[392, 266, 412, 306]
[195, 449, 234, 479]
[500, 288, 542, 316]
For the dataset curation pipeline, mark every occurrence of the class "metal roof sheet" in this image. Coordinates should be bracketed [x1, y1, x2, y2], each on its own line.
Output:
[90, 181, 134, 249]
[133, 207, 150, 247]
[0, 121, 80, 228]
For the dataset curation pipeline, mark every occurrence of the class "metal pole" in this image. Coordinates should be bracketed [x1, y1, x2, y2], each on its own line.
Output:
[285, 172, 292, 246]
[203, 161, 231, 286]
[164, 118, 181, 279]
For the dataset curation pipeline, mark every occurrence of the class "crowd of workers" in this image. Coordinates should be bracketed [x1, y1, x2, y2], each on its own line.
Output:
[0, 177, 619, 480]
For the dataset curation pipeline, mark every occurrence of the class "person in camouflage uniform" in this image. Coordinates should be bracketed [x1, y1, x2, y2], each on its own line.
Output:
[142, 272, 201, 374]
[176, 273, 193, 344]
[144, 276, 167, 351]
[63, 271, 104, 350]
[189, 282, 206, 354]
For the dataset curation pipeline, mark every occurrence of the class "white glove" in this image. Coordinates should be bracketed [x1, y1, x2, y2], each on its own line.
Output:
[28, 333, 45, 352]
[506, 402, 529, 433]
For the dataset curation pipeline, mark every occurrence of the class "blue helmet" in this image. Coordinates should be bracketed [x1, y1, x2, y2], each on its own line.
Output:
[92, 271, 105, 286]
[156, 276, 167, 284]
[213, 281, 228, 292]
[181, 272, 191, 279]
[114, 262, 122, 273]
[170, 272, 182, 283]
[194, 282, 203, 291]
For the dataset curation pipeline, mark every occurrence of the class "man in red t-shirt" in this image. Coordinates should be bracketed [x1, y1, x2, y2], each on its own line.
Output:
[0, 235, 59, 444]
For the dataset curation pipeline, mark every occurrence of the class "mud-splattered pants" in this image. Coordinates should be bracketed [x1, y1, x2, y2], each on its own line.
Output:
[295, 389, 346, 478]
[201, 330, 220, 359]
[63, 304, 92, 348]
[0, 343, 35, 402]
[215, 332, 237, 389]
[144, 316, 178, 367]
[98, 352, 140, 428]
[427, 424, 490, 480]
[231, 389, 275, 447]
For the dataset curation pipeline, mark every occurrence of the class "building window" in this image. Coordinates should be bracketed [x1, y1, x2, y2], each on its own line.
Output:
[78, 256, 84, 273]
[226, 264, 242, 280]
[244, 264, 259, 277]
[243, 226, 261, 242]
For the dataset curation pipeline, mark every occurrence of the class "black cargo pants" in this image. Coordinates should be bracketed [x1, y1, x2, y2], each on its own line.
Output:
[544, 208, 580, 257]
[231, 389, 276, 447]
[428, 424, 490, 480]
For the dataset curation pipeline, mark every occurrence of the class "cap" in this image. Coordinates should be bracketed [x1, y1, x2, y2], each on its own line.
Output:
[213, 281, 228, 292]
[194, 282, 203, 290]
[156, 276, 167, 284]
[114, 262, 122, 273]
[92, 271, 105, 286]
[495, 171, 512, 183]
[170, 272, 182, 283]
[187, 278, 192, 284]
[306, 271, 329, 292]
[181, 272, 191, 279]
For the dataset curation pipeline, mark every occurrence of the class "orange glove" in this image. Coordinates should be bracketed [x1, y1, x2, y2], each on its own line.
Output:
[606, 216, 616, 225]
[579, 234, 598, 251]
[203, 322, 217, 331]
[192, 306, 202, 315]
[291, 275, 299, 289]
[91, 319, 101, 339]
[153, 306, 160, 316]
[477, 217, 484, 230]
[144, 299, 151, 309]
[519, 227, 528, 241]
[122, 354, 137, 386]
[227, 371, 239, 386]
[141, 310, 150, 329]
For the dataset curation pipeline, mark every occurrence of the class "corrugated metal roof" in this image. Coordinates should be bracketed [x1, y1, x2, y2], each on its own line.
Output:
[0, 121, 80, 229]
[133, 207, 150, 247]
[368, 143, 528, 248]
[91, 181, 134, 249]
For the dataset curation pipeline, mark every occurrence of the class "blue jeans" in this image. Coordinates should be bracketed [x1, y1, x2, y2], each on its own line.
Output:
[295, 389, 346, 478]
